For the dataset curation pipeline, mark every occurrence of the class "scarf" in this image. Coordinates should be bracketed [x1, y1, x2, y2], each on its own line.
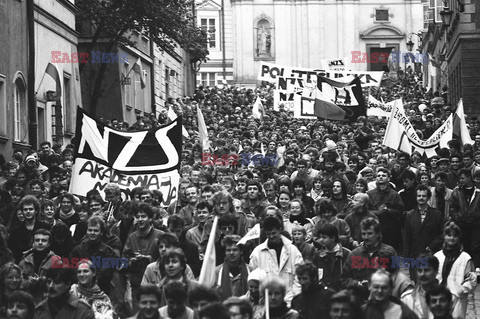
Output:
[59, 209, 76, 221]
[289, 214, 309, 226]
[441, 243, 461, 285]
[268, 302, 290, 319]
[220, 261, 249, 301]
[77, 283, 107, 302]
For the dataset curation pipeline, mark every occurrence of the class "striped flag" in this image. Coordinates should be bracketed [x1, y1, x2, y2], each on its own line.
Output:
[199, 215, 219, 287]
[45, 63, 62, 97]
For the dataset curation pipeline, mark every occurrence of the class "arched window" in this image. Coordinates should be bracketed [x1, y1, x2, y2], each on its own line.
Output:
[13, 76, 27, 142]
[255, 17, 274, 59]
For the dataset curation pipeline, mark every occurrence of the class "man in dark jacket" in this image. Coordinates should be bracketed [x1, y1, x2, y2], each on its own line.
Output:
[291, 262, 334, 319]
[367, 168, 404, 251]
[33, 268, 94, 318]
[403, 185, 444, 281]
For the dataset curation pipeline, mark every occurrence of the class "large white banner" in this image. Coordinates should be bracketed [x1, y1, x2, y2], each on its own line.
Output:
[258, 62, 383, 87]
[70, 108, 182, 205]
[274, 77, 316, 112]
[382, 100, 452, 157]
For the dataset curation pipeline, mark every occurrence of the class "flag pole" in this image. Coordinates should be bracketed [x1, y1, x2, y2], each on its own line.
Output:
[265, 288, 270, 319]
[35, 71, 48, 95]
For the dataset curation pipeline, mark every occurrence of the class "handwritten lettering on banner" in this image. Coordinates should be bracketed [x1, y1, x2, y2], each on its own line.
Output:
[274, 77, 316, 111]
[383, 100, 452, 157]
[258, 62, 383, 87]
[70, 108, 182, 206]
[71, 158, 179, 205]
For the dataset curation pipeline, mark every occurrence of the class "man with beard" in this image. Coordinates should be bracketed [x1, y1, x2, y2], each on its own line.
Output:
[363, 270, 418, 319]
[426, 285, 454, 319]
[178, 185, 199, 227]
[291, 262, 334, 319]
[215, 235, 250, 300]
[159, 281, 195, 319]
[449, 168, 480, 268]
[33, 268, 94, 318]
[401, 255, 440, 319]
[367, 168, 404, 251]
[428, 172, 452, 220]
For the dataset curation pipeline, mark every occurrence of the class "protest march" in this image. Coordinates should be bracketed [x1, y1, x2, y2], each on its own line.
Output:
[1, 63, 480, 319]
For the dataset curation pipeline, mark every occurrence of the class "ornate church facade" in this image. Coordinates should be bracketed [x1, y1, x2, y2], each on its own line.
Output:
[196, 0, 427, 87]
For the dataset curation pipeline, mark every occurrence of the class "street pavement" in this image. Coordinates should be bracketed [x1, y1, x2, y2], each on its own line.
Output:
[466, 285, 480, 319]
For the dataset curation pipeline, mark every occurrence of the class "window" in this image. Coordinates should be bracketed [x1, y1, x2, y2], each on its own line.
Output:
[375, 9, 389, 21]
[201, 18, 217, 49]
[200, 72, 216, 88]
[165, 68, 170, 100]
[63, 74, 72, 133]
[431, 0, 443, 23]
[0, 75, 6, 136]
[13, 77, 27, 142]
[423, 4, 434, 28]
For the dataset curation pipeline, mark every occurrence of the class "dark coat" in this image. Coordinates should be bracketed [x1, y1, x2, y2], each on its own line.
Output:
[403, 206, 444, 257]
[291, 284, 334, 319]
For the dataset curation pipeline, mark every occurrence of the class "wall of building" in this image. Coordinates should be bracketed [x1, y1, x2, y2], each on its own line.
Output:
[0, 0, 29, 158]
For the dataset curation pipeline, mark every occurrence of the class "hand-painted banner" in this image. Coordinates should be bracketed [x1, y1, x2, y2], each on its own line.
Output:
[319, 57, 350, 72]
[274, 76, 316, 112]
[69, 108, 182, 205]
[382, 100, 452, 157]
[258, 62, 383, 87]
[367, 95, 395, 118]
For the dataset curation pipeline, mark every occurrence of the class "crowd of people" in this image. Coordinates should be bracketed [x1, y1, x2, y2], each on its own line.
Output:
[0, 70, 480, 319]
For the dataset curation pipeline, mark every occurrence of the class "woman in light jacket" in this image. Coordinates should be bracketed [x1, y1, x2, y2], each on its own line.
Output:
[434, 222, 477, 319]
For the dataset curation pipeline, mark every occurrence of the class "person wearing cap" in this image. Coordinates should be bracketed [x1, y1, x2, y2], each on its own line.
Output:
[240, 268, 267, 312]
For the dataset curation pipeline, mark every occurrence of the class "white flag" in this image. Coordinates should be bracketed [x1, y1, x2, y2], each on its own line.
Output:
[238, 223, 261, 245]
[199, 216, 218, 287]
[253, 97, 264, 120]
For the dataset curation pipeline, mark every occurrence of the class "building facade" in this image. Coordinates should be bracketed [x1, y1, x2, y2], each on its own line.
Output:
[197, 0, 425, 86]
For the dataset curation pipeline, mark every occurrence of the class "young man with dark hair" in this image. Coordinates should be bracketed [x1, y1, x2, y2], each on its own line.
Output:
[9, 195, 50, 262]
[189, 285, 220, 313]
[428, 172, 452, 219]
[401, 255, 440, 319]
[223, 297, 253, 319]
[291, 262, 334, 319]
[367, 168, 404, 251]
[341, 217, 397, 300]
[215, 235, 249, 300]
[449, 168, 480, 267]
[426, 285, 454, 319]
[19, 229, 59, 281]
[403, 185, 444, 281]
[34, 268, 95, 318]
[129, 284, 162, 319]
[159, 281, 195, 319]
[167, 215, 202, 277]
[249, 216, 303, 305]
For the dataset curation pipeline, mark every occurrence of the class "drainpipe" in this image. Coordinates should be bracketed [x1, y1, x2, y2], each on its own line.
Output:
[221, 0, 226, 81]
[27, 0, 37, 149]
